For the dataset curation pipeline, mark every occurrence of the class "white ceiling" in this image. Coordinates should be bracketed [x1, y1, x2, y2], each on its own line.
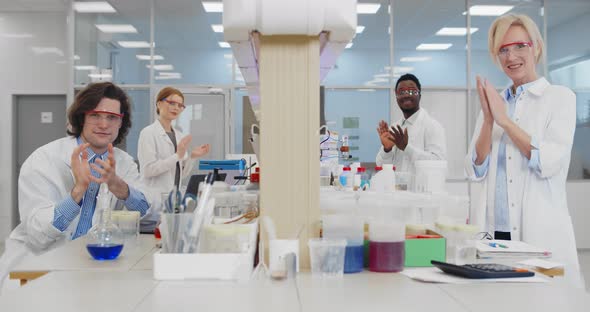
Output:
[0, 0, 67, 11]
[3, 0, 590, 54]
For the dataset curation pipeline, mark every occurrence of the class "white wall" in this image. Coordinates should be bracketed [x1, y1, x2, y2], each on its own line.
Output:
[0, 12, 68, 241]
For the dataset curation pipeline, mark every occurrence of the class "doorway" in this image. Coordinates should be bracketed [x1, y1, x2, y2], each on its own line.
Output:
[13, 95, 67, 228]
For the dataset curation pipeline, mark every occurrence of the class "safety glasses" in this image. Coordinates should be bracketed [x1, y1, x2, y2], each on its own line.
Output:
[498, 41, 533, 59]
[85, 110, 124, 126]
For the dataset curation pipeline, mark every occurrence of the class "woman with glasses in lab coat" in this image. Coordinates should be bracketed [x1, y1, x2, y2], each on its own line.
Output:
[465, 14, 582, 287]
[138, 87, 210, 231]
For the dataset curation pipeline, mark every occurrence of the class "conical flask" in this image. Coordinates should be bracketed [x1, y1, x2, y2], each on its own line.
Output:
[86, 183, 124, 260]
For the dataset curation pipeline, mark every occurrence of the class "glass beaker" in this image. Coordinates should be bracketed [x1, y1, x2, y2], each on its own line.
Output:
[86, 185, 124, 260]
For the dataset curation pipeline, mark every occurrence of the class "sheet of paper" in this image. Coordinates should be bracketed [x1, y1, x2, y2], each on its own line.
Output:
[517, 258, 563, 269]
[401, 268, 548, 284]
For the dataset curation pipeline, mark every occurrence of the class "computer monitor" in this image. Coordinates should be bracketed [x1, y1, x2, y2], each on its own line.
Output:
[185, 173, 227, 196]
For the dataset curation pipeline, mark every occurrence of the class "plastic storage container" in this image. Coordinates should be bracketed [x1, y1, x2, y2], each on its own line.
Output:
[414, 160, 447, 193]
[371, 164, 396, 192]
[322, 215, 364, 273]
[308, 238, 347, 277]
[395, 171, 412, 191]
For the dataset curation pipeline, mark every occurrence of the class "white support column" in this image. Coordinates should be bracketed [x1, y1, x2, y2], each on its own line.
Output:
[259, 35, 321, 269]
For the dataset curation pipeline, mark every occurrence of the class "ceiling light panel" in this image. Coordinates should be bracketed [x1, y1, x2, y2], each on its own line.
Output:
[203, 2, 223, 13]
[436, 27, 478, 36]
[136, 55, 164, 61]
[146, 64, 174, 70]
[74, 2, 116, 13]
[75, 65, 97, 70]
[400, 57, 432, 62]
[416, 43, 452, 50]
[118, 41, 151, 48]
[465, 5, 513, 16]
[211, 24, 224, 33]
[95, 24, 137, 33]
[357, 3, 381, 14]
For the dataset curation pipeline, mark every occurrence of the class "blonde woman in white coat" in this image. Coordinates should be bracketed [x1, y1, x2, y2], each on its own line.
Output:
[138, 87, 210, 229]
[466, 14, 582, 287]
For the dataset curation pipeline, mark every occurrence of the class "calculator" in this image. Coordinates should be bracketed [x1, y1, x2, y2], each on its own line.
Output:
[431, 260, 535, 279]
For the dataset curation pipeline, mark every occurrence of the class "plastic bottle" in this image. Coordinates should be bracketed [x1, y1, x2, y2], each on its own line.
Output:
[247, 167, 260, 190]
[357, 167, 370, 190]
[340, 136, 350, 159]
[370, 164, 396, 192]
[350, 162, 361, 175]
[339, 167, 352, 188]
[353, 167, 362, 191]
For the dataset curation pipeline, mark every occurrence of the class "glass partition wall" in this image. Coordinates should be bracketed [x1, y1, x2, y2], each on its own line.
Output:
[72, 0, 590, 179]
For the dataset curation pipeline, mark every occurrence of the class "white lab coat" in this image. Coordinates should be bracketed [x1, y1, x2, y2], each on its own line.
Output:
[137, 120, 194, 214]
[465, 77, 582, 287]
[4, 136, 152, 255]
[376, 108, 446, 172]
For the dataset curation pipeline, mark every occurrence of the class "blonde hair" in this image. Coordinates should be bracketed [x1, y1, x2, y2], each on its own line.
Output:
[488, 14, 544, 65]
[156, 86, 184, 115]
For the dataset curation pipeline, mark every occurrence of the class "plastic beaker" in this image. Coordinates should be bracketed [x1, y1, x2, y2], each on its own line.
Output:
[322, 215, 364, 273]
[308, 238, 346, 277]
[269, 239, 300, 276]
[453, 224, 479, 265]
[395, 171, 412, 191]
[368, 221, 405, 272]
[111, 210, 140, 240]
[160, 213, 193, 253]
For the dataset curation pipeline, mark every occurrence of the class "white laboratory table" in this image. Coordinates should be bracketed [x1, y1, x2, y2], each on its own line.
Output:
[438, 282, 590, 312]
[2, 241, 589, 312]
[296, 272, 469, 311]
[4, 269, 588, 311]
[135, 278, 301, 312]
[0, 271, 157, 312]
[9, 234, 157, 284]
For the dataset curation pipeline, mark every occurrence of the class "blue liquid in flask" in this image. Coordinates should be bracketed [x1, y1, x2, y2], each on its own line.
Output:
[86, 244, 124, 260]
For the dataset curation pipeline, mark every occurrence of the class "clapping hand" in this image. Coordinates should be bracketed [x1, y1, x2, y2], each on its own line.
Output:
[477, 76, 510, 128]
[390, 125, 409, 151]
[191, 144, 210, 159]
[377, 120, 395, 152]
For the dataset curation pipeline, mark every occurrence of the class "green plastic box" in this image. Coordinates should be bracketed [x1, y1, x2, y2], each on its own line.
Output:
[404, 230, 446, 267]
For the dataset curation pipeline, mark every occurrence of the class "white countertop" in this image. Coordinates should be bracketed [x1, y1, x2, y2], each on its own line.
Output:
[0, 271, 157, 312]
[12, 235, 157, 273]
[3, 269, 588, 312]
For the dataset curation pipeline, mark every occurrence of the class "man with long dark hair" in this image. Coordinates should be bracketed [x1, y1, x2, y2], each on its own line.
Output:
[6, 82, 150, 255]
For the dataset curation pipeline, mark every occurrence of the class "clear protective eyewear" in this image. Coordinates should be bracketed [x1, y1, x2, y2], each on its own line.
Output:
[396, 88, 421, 98]
[498, 41, 533, 59]
[162, 98, 186, 110]
[85, 110, 124, 126]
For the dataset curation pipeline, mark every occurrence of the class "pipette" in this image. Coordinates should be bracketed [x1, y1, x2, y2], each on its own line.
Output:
[182, 170, 218, 253]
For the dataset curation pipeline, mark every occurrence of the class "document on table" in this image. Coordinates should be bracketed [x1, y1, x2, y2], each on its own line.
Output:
[401, 268, 548, 284]
[476, 240, 552, 259]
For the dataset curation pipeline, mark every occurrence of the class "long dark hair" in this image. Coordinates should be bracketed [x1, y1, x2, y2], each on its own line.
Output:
[67, 82, 132, 145]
